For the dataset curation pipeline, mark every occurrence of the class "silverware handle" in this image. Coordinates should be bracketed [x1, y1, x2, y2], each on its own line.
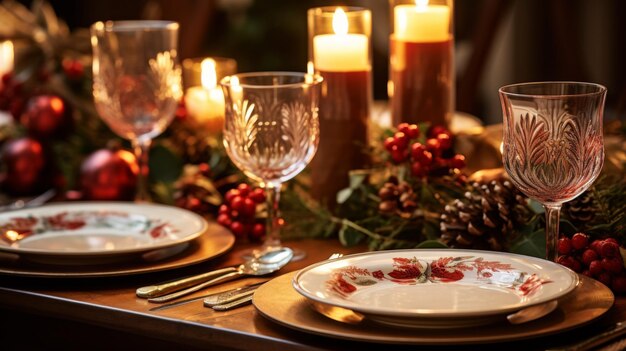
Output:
[203, 288, 256, 307]
[136, 267, 237, 298]
[148, 270, 241, 303]
[210, 294, 254, 311]
[552, 322, 626, 351]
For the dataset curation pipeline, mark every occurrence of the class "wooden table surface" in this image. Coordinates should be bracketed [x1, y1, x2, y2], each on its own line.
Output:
[0, 238, 625, 351]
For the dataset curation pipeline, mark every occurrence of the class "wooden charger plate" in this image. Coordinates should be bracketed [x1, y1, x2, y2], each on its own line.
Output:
[253, 271, 614, 345]
[0, 222, 235, 278]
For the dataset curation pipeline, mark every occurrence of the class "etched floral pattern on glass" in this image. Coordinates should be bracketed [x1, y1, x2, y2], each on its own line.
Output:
[91, 21, 181, 201]
[221, 72, 323, 259]
[503, 100, 604, 205]
[500, 82, 606, 261]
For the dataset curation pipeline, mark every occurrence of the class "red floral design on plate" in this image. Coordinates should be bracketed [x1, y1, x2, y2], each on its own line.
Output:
[327, 272, 358, 297]
[517, 273, 553, 296]
[387, 257, 426, 283]
[325, 255, 554, 298]
[430, 256, 473, 282]
[0, 217, 39, 243]
[45, 212, 86, 230]
[150, 223, 168, 238]
[0, 210, 177, 244]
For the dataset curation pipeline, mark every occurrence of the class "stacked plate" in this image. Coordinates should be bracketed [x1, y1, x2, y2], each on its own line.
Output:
[292, 249, 579, 328]
[0, 202, 235, 277]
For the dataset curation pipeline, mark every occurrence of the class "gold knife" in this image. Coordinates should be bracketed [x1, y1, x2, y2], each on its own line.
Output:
[137, 267, 237, 298]
[149, 281, 265, 312]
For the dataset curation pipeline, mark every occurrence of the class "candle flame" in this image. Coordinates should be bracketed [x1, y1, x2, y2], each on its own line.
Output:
[332, 8, 348, 35]
[415, 0, 428, 10]
[201, 58, 217, 89]
[305, 61, 315, 84]
[0, 41, 14, 77]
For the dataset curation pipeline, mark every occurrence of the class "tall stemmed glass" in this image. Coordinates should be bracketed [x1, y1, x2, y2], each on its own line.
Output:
[499, 82, 606, 261]
[91, 21, 182, 201]
[221, 72, 323, 259]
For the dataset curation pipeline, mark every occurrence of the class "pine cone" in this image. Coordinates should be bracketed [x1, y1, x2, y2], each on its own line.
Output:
[169, 122, 213, 164]
[440, 178, 529, 251]
[563, 191, 595, 227]
[378, 177, 418, 218]
[173, 165, 221, 215]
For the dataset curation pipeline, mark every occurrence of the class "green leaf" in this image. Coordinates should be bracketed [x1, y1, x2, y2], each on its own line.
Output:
[415, 240, 448, 248]
[517, 214, 542, 236]
[152, 181, 175, 205]
[338, 223, 365, 247]
[368, 239, 382, 251]
[422, 221, 440, 240]
[510, 229, 546, 258]
[529, 200, 545, 214]
[149, 144, 183, 183]
[336, 188, 353, 204]
[559, 219, 578, 236]
[348, 171, 368, 189]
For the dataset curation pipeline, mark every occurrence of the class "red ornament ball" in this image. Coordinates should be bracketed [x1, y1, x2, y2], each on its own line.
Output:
[80, 146, 138, 201]
[20, 95, 73, 139]
[0, 137, 52, 196]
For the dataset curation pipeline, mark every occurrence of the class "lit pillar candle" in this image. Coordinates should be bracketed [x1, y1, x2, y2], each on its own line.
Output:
[394, 1, 450, 42]
[390, 0, 454, 127]
[308, 7, 372, 208]
[312, 9, 368, 72]
[0, 41, 14, 87]
[185, 58, 225, 132]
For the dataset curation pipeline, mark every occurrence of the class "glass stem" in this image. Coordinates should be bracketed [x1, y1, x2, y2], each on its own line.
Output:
[544, 204, 562, 262]
[132, 137, 152, 202]
[263, 181, 282, 252]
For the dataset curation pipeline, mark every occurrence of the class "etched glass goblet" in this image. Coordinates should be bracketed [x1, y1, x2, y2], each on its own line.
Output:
[91, 21, 182, 201]
[499, 82, 606, 261]
[221, 72, 323, 259]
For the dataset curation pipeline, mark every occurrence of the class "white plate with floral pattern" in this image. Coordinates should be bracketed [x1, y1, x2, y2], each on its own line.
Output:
[0, 202, 209, 264]
[293, 249, 579, 328]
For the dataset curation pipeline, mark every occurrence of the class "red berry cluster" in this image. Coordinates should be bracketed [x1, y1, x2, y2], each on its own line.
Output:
[558, 233, 626, 294]
[383, 123, 466, 178]
[0, 73, 27, 119]
[217, 183, 266, 241]
[61, 58, 85, 81]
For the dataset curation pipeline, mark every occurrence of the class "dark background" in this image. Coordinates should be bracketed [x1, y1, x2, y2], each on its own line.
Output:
[20, 0, 626, 124]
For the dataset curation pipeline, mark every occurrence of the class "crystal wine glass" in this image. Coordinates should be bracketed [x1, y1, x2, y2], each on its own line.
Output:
[221, 72, 323, 259]
[91, 21, 182, 201]
[499, 82, 606, 261]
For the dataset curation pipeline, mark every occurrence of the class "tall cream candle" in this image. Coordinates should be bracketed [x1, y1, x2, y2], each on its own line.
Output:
[313, 8, 369, 72]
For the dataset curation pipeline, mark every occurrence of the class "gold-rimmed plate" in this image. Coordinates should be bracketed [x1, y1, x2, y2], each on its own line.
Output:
[254, 272, 613, 345]
[293, 249, 579, 328]
[0, 222, 234, 278]
[0, 202, 209, 265]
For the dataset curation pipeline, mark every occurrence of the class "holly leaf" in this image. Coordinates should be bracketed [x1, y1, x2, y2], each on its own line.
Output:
[529, 199, 545, 214]
[348, 171, 368, 188]
[337, 171, 369, 204]
[338, 223, 365, 247]
[422, 220, 440, 240]
[149, 143, 183, 183]
[415, 240, 448, 248]
[559, 219, 578, 236]
[510, 229, 546, 258]
[152, 181, 175, 205]
[336, 188, 353, 205]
